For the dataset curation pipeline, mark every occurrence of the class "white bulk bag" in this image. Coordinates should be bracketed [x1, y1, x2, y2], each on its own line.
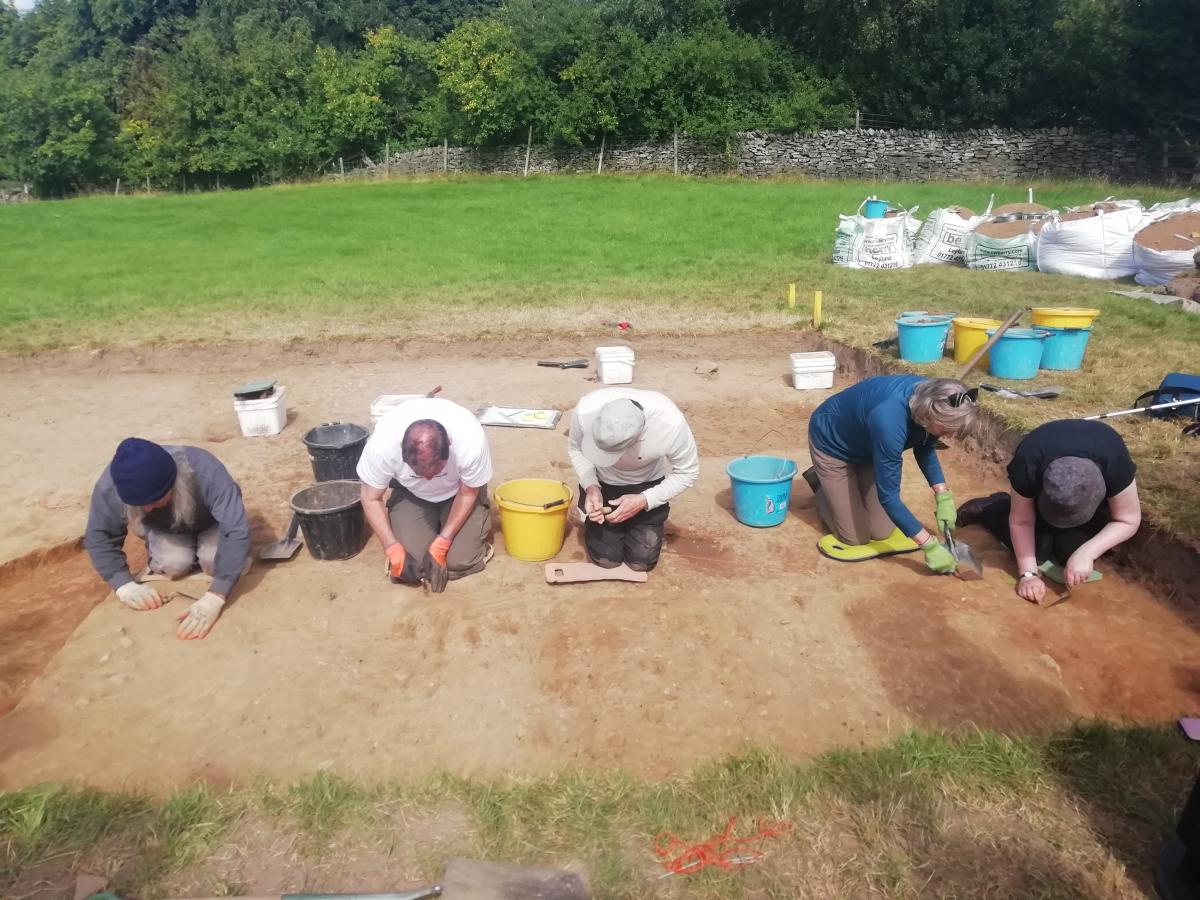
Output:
[963, 221, 1043, 272]
[1133, 209, 1200, 286]
[1146, 198, 1199, 217]
[832, 204, 921, 270]
[914, 206, 990, 265]
[1036, 202, 1146, 279]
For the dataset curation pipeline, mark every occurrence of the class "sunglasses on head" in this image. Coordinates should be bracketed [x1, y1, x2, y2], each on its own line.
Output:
[947, 388, 979, 408]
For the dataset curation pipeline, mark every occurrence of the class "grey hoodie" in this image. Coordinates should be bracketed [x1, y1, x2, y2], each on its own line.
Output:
[84, 446, 250, 596]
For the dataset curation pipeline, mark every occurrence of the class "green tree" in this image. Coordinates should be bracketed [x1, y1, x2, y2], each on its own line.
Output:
[636, 25, 848, 139]
[0, 58, 121, 193]
[315, 25, 436, 154]
[433, 16, 550, 144]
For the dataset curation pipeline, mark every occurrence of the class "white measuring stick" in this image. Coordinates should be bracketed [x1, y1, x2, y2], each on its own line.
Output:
[1084, 397, 1200, 420]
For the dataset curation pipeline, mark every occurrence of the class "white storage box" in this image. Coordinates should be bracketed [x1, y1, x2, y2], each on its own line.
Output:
[790, 351, 836, 390]
[595, 346, 635, 384]
[234, 386, 287, 436]
[370, 393, 422, 425]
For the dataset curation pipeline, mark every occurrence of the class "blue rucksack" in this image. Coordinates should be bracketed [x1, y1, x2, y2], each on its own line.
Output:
[1134, 373, 1200, 422]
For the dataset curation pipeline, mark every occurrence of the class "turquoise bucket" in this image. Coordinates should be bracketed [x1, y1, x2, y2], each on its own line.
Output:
[726, 456, 797, 528]
[987, 328, 1050, 380]
[896, 315, 953, 363]
[864, 198, 889, 219]
[1039, 326, 1092, 371]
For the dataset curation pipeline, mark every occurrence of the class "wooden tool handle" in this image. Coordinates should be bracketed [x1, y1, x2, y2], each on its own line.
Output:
[956, 307, 1026, 381]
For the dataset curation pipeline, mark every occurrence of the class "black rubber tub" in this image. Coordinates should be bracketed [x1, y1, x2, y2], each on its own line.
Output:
[303, 422, 369, 482]
[289, 480, 368, 560]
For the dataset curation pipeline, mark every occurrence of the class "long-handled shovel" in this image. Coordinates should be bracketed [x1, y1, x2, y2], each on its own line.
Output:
[956, 306, 1026, 380]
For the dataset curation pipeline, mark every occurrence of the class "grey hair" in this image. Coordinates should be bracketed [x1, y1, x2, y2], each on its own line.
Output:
[908, 378, 978, 437]
[124, 448, 197, 529]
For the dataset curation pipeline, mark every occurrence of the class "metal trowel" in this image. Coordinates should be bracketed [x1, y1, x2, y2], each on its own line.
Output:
[942, 524, 983, 581]
[259, 514, 302, 561]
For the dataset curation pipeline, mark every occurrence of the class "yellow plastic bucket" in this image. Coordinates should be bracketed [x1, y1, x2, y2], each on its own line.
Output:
[952, 316, 1003, 366]
[494, 479, 573, 561]
[1030, 307, 1101, 329]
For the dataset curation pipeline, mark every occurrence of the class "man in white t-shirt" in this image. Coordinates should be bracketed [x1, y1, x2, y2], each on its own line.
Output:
[567, 387, 699, 571]
[357, 398, 494, 593]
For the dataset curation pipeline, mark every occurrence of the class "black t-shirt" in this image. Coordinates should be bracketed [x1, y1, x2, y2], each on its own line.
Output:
[1007, 420, 1136, 500]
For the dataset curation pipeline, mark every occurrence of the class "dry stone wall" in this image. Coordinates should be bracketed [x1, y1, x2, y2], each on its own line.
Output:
[0, 185, 31, 204]
[374, 127, 1184, 183]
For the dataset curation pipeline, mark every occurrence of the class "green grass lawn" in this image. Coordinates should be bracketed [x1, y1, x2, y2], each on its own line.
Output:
[1, 724, 1192, 899]
[2, 174, 1198, 539]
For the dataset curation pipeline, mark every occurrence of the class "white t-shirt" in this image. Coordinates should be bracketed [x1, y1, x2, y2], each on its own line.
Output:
[357, 398, 493, 502]
[567, 387, 699, 510]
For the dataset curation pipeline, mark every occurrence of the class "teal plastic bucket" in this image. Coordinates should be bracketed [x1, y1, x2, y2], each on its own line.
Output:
[987, 328, 1050, 380]
[896, 315, 953, 363]
[1039, 325, 1092, 371]
[726, 456, 797, 528]
[864, 198, 889, 219]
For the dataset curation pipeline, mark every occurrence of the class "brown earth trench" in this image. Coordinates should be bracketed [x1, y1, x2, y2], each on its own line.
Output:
[1, 332, 1198, 793]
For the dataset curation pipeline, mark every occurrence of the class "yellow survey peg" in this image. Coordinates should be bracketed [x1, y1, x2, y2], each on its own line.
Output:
[787, 283, 796, 309]
[813, 290, 823, 329]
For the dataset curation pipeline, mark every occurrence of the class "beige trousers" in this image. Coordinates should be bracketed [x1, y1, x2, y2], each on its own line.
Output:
[809, 446, 895, 545]
[387, 484, 492, 580]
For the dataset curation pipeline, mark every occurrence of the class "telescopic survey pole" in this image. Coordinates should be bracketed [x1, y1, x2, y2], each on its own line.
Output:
[1083, 397, 1200, 421]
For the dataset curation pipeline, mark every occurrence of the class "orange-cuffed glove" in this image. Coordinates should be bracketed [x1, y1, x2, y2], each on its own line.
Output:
[423, 535, 452, 593]
[385, 541, 420, 584]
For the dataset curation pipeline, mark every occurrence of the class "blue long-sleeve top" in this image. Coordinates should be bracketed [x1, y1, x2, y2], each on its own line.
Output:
[808, 375, 945, 537]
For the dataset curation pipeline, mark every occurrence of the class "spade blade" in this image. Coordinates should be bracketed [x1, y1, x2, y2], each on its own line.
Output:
[943, 525, 983, 581]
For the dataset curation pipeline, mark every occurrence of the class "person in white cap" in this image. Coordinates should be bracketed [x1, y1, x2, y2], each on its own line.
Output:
[567, 387, 699, 571]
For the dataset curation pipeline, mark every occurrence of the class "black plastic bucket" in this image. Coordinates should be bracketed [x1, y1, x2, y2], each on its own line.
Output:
[303, 422, 369, 482]
[289, 480, 368, 560]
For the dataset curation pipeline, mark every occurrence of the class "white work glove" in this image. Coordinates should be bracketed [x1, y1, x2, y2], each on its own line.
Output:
[175, 591, 225, 640]
[115, 580, 165, 610]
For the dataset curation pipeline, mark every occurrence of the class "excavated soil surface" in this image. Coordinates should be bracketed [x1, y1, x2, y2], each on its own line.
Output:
[1, 334, 1198, 792]
[993, 202, 1050, 215]
[1135, 212, 1200, 251]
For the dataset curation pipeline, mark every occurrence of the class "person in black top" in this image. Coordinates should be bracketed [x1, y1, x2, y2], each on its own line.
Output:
[958, 420, 1142, 605]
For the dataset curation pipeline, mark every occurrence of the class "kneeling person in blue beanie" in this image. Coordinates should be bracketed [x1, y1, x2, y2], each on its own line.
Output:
[84, 438, 251, 639]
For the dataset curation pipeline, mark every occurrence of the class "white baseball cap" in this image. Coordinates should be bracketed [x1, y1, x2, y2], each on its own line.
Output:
[582, 399, 645, 466]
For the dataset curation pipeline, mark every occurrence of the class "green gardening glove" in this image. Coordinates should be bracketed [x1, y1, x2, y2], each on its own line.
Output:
[935, 490, 957, 532]
[923, 539, 957, 574]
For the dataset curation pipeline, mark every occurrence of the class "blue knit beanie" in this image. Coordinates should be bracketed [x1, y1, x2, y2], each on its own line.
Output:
[110, 438, 177, 506]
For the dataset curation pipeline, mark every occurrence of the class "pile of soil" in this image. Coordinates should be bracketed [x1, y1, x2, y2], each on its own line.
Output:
[1167, 272, 1200, 301]
[993, 202, 1049, 215]
[945, 205, 976, 218]
[1061, 201, 1124, 223]
[975, 218, 1046, 239]
[1134, 212, 1200, 252]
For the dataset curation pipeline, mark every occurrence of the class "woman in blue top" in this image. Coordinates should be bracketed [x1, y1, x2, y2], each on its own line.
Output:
[807, 375, 978, 571]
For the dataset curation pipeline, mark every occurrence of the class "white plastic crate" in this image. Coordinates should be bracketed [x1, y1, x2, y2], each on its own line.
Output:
[234, 386, 288, 437]
[790, 351, 836, 390]
[370, 393, 423, 425]
[595, 346, 636, 384]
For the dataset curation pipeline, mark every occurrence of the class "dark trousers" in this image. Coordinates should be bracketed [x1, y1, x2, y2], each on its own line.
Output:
[578, 478, 669, 571]
[1179, 772, 1200, 882]
[974, 492, 1109, 566]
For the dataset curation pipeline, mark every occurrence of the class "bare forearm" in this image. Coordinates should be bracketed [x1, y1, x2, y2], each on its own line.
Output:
[363, 496, 397, 548]
[441, 486, 479, 541]
[1078, 520, 1139, 560]
[1009, 514, 1039, 573]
